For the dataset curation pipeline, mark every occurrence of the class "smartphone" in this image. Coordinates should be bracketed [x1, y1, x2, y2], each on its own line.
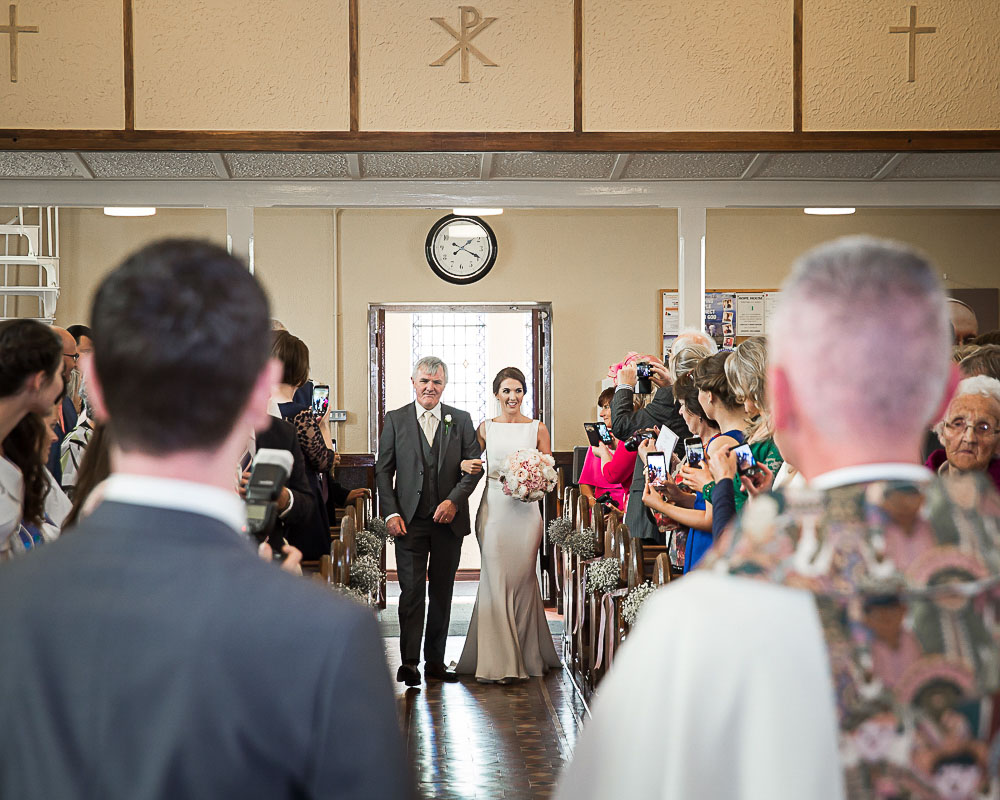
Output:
[646, 451, 668, 486]
[595, 421, 614, 444]
[311, 384, 330, 416]
[684, 437, 705, 467]
[732, 443, 760, 477]
[583, 423, 602, 447]
[635, 362, 652, 378]
[331, 437, 337, 453]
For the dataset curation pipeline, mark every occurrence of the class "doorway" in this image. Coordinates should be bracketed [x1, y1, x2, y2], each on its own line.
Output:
[368, 303, 553, 575]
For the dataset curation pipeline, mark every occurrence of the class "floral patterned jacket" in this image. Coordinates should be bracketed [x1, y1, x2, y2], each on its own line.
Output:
[701, 474, 1000, 800]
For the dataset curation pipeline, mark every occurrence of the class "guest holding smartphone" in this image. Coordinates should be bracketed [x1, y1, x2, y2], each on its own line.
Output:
[578, 388, 637, 511]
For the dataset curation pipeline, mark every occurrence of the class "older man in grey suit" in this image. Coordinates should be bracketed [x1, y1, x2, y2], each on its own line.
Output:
[376, 356, 482, 686]
[0, 240, 412, 800]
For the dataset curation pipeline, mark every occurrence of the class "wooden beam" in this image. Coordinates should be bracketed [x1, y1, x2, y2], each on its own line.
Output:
[793, 0, 803, 132]
[1, 129, 999, 153]
[349, 0, 359, 132]
[123, 0, 135, 130]
[573, 0, 583, 133]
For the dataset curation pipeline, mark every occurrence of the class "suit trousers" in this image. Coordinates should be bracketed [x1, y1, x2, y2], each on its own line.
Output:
[395, 515, 463, 665]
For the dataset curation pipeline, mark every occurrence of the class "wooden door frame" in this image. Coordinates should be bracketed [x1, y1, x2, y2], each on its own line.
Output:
[367, 302, 554, 458]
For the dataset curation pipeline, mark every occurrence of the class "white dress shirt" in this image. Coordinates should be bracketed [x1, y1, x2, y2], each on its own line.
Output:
[385, 402, 442, 523]
[100, 473, 248, 535]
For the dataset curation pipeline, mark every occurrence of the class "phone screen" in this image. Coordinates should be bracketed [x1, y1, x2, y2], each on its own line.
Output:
[685, 439, 705, 467]
[646, 452, 667, 485]
[583, 423, 602, 447]
[596, 421, 614, 444]
[311, 384, 330, 416]
[732, 443, 758, 475]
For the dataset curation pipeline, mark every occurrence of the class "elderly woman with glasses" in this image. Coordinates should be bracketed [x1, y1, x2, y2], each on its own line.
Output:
[926, 375, 1000, 492]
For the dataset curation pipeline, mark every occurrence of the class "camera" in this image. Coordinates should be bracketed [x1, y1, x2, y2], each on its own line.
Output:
[244, 448, 294, 559]
[623, 428, 657, 452]
[595, 491, 620, 511]
[635, 362, 653, 394]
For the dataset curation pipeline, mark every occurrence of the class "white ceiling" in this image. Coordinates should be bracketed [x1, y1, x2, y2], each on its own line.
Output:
[2, 150, 1000, 182]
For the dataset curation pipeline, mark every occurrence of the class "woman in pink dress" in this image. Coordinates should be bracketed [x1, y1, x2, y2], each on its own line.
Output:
[578, 388, 637, 512]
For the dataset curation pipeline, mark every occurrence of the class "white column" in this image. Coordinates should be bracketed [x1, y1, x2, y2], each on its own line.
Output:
[226, 206, 254, 273]
[677, 207, 706, 332]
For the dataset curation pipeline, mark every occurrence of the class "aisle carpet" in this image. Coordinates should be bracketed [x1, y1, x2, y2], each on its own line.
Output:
[378, 581, 564, 638]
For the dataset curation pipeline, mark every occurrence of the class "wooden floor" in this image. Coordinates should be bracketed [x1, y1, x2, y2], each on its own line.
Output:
[384, 636, 587, 800]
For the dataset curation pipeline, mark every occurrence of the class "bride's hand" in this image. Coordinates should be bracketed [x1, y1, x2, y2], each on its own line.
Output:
[461, 459, 484, 475]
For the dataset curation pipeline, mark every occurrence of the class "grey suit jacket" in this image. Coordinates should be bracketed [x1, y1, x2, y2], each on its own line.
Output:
[0, 502, 413, 800]
[375, 402, 482, 537]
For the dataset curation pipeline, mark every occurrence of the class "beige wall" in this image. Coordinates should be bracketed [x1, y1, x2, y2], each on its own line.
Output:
[706, 209, 1000, 291]
[55, 209, 227, 327]
[38, 206, 1000, 455]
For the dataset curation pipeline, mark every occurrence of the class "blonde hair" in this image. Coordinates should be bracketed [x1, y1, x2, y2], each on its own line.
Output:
[725, 337, 773, 443]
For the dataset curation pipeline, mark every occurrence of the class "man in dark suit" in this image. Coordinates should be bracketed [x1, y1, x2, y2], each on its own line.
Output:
[611, 359, 691, 544]
[376, 356, 482, 686]
[0, 240, 412, 800]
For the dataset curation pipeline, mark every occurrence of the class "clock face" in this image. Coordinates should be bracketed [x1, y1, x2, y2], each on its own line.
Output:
[425, 215, 498, 285]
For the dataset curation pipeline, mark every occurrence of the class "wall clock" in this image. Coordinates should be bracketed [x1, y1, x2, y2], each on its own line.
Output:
[425, 214, 498, 285]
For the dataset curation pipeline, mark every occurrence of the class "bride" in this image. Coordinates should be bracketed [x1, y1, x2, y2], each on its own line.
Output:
[456, 367, 561, 682]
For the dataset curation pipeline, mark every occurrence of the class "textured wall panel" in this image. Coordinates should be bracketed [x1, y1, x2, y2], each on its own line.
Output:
[584, 0, 793, 131]
[0, 152, 87, 178]
[0, 0, 124, 129]
[134, 0, 350, 131]
[755, 152, 893, 179]
[225, 153, 351, 179]
[491, 153, 616, 179]
[804, 0, 1000, 130]
[360, 0, 573, 131]
[623, 154, 756, 179]
[360, 153, 480, 178]
[80, 152, 219, 178]
[887, 153, 1000, 180]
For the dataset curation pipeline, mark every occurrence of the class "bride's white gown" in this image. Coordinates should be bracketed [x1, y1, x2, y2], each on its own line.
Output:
[457, 420, 562, 680]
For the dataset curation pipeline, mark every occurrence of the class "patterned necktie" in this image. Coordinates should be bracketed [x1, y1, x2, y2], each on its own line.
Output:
[421, 411, 438, 446]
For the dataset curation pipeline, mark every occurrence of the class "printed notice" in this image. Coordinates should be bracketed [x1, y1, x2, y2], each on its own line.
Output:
[763, 292, 781, 332]
[661, 291, 680, 336]
[735, 293, 765, 336]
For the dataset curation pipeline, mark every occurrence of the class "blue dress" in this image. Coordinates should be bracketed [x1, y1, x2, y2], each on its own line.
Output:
[683, 429, 744, 573]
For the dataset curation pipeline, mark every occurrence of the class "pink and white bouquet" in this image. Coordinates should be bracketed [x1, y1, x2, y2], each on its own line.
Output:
[499, 448, 558, 503]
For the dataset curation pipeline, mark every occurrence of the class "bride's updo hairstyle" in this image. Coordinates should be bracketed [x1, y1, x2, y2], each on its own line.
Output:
[493, 367, 527, 396]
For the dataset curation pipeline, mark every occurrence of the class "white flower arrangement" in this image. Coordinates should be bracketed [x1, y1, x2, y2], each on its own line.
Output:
[355, 528, 383, 559]
[547, 517, 573, 547]
[563, 529, 597, 559]
[365, 517, 389, 541]
[586, 558, 621, 596]
[622, 581, 658, 626]
[443, 414, 453, 435]
[349, 554, 383, 596]
[332, 584, 370, 606]
[498, 448, 558, 503]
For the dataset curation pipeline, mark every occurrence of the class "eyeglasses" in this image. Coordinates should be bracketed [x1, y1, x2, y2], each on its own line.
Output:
[943, 418, 998, 438]
[63, 353, 79, 363]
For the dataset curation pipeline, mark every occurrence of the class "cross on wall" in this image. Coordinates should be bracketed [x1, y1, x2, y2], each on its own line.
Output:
[889, 5, 937, 83]
[0, 3, 38, 83]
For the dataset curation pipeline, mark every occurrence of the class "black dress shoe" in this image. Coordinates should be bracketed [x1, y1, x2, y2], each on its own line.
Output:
[425, 662, 460, 682]
[396, 664, 421, 686]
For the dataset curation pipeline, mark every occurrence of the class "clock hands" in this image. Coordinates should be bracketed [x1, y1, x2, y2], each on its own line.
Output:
[452, 239, 481, 259]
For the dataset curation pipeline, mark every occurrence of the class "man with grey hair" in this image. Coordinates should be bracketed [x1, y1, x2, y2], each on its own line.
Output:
[559, 237, 1000, 799]
[375, 356, 482, 685]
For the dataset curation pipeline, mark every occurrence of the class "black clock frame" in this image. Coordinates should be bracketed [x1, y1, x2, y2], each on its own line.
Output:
[424, 214, 498, 285]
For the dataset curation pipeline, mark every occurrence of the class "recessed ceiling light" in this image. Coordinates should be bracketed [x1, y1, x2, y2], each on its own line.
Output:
[453, 208, 503, 216]
[103, 207, 156, 217]
[803, 207, 856, 215]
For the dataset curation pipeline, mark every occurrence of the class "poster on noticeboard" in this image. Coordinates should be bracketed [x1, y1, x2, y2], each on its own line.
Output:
[661, 289, 780, 358]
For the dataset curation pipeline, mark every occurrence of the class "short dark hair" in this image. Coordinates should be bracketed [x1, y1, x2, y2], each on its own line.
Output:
[691, 351, 742, 410]
[66, 324, 92, 344]
[974, 329, 1000, 347]
[493, 366, 527, 395]
[0, 319, 62, 398]
[673, 374, 719, 429]
[597, 387, 615, 408]
[270, 330, 310, 388]
[960, 344, 1000, 381]
[91, 239, 270, 454]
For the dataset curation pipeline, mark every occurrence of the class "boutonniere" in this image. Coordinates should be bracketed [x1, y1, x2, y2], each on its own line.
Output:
[443, 414, 453, 435]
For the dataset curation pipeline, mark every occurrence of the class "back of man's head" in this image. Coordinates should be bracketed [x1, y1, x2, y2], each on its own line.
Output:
[770, 236, 950, 449]
[91, 239, 270, 454]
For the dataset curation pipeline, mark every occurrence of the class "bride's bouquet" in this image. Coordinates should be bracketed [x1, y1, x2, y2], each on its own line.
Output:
[498, 448, 558, 503]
